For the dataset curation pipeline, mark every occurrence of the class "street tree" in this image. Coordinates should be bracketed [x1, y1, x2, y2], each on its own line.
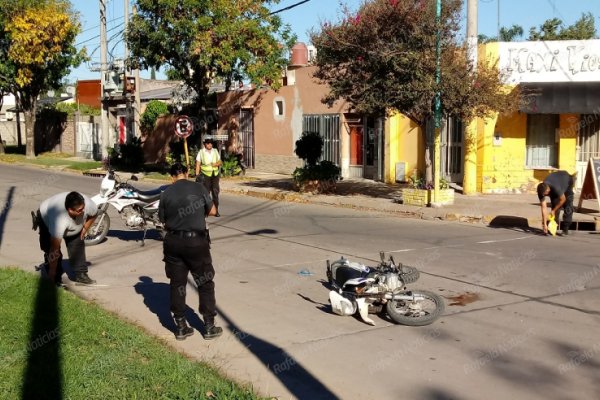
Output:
[1, 0, 86, 158]
[127, 0, 296, 131]
[479, 24, 524, 43]
[528, 13, 597, 41]
[311, 0, 518, 184]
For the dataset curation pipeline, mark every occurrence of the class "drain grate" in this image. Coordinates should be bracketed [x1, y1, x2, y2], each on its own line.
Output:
[568, 220, 598, 232]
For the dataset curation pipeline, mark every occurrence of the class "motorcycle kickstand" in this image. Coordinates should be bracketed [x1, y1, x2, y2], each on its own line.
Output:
[140, 228, 148, 247]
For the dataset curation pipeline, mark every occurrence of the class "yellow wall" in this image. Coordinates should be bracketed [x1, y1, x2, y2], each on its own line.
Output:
[476, 111, 579, 193]
[558, 114, 578, 173]
[386, 113, 423, 183]
[474, 42, 579, 193]
[478, 112, 534, 193]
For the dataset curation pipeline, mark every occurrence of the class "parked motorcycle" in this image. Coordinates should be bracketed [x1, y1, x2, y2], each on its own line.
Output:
[326, 252, 445, 326]
[85, 170, 168, 246]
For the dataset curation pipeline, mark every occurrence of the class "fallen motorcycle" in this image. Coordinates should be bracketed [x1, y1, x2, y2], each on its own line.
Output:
[326, 252, 445, 326]
[85, 169, 168, 246]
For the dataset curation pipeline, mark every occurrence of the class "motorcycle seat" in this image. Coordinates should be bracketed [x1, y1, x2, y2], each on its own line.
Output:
[333, 266, 370, 287]
[134, 186, 168, 201]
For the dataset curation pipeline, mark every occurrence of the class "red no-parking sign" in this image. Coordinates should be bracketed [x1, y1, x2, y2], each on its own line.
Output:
[174, 115, 193, 138]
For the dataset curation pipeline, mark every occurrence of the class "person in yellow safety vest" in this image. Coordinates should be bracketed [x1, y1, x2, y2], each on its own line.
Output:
[195, 138, 222, 217]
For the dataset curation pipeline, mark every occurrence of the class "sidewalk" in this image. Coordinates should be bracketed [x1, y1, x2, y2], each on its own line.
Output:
[219, 171, 600, 233]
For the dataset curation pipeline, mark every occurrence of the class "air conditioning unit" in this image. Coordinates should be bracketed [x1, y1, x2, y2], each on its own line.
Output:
[5, 111, 14, 121]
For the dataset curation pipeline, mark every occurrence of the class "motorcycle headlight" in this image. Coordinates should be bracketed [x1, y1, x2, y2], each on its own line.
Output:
[100, 177, 115, 197]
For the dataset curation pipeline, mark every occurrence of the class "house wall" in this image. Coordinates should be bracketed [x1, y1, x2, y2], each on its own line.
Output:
[77, 80, 101, 108]
[558, 114, 578, 172]
[142, 114, 178, 164]
[217, 66, 350, 174]
[474, 41, 587, 193]
[387, 113, 423, 183]
[476, 110, 580, 193]
[0, 120, 26, 146]
[477, 111, 533, 193]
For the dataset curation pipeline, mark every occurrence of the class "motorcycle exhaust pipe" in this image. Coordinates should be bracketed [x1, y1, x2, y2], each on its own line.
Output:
[386, 292, 426, 301]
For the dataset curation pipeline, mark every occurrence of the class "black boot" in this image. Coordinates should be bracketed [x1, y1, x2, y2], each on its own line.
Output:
[75, 272, 96, 285]
[174, 317, 194, 341]
[203, 317, 223, 340]
[560, 221, 570, 236]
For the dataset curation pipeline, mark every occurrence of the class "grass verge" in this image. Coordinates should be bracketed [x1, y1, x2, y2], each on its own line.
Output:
[0, 153, 101, 171]
[0, 267, 263, 400]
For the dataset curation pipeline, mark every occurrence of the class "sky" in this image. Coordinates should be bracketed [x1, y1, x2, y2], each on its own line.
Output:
[68, 0, 600, 82]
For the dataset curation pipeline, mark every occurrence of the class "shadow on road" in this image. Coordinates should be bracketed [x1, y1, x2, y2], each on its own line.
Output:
[0, 186, 15, 251]
[489, 215, 533, 231]
[217, 308, 340, 400]
[134, 276, 203, 335]
[106, 229, 163, 243]
[21, 279, 62, 399]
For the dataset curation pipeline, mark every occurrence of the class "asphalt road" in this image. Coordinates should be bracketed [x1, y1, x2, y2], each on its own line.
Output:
[1, 164, 599, 400]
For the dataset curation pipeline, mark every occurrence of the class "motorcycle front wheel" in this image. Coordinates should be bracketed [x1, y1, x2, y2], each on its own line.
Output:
[398, 265, 420, 284]
[84, 212, 111, 246]
[386, 289, 445, 326]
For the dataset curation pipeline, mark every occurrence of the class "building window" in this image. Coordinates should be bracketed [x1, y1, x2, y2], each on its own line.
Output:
[526, 114, 558, 168]
[274, 99, 284, 117]
[577, 114, 600, 162]
[302, 114, 340, 165]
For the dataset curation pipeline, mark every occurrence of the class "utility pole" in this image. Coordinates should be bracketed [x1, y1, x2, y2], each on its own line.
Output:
[463, 0, 478, 195]
[124, 0, 131, 141]
[133, 5, 141, 138]
[100, 0, 110, 159]
[497, 0, 501, 40]
[432, 0, 442, 205]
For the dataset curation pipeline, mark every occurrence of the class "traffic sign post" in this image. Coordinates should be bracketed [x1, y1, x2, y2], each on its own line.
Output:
[174, 116, 194, 168]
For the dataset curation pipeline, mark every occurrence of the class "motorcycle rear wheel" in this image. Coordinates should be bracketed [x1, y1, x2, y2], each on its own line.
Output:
[386, 289, 445, 326]
[84, 213, 110, 246]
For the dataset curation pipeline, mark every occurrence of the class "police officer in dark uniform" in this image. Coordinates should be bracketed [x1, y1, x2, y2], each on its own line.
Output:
[159, 162, 223, 340]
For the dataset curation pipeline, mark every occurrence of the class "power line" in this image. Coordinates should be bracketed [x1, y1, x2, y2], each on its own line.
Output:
[79, 16, 123, 34]
[269, 0, 312, 15]
[75, 22, 125, 47]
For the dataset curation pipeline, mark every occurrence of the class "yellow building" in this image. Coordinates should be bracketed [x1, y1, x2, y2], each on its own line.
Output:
[384, 39, 600, 193]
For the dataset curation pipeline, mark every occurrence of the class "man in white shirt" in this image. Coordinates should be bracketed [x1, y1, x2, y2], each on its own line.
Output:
[34, 191, 98, 285]
[195, 138, 222, 217]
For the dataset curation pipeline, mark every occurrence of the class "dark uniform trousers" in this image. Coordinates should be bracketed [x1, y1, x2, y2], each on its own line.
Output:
[202, 173, 220, 210]
[552, 177, 575, 231]
[37, 210, 87, 283]
[163, 232, 216, 320]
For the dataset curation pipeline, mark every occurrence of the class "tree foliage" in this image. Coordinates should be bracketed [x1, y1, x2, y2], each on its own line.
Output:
[528, 13, 597, 41]
[311, 0, 516, 128]
[295, 131, 324, 167]
[127, 0, 296, 121]
[479, 24, 524, 43]
[0, 0, 86, 157]
[141, 100, 170, 134]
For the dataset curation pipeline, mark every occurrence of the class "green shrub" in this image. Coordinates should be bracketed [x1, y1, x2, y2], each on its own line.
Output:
[221, 153, 242, 177]
[293, 131, 340, 192]
[408, 171, 449, 190]
[108, 137, 145, 171]
[167, 142, 199, 172]
[55, 102, 100, 116]
[294, 131, 323, 167]
[141, 100, 169, 133]
[293, 161, 341, 182]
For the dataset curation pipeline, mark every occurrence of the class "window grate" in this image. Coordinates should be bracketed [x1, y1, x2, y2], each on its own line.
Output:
[302, 114, 340, 165]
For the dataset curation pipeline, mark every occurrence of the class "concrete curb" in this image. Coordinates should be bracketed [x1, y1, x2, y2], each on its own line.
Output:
[220, 186, 522, 226]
